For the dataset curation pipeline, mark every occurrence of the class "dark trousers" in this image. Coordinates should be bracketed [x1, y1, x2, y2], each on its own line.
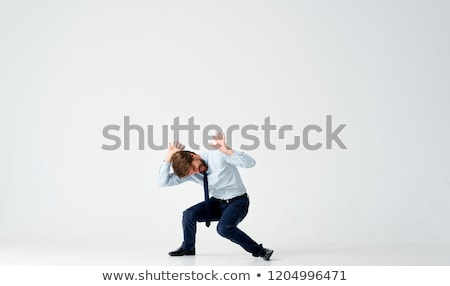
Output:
[181, 194, 263, 256]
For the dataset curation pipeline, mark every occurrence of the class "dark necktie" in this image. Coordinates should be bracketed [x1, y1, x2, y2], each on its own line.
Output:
[202, 172, 211, 227]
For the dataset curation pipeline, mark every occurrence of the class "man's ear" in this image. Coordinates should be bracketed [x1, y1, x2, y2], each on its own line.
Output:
[191, 153, 200, 159]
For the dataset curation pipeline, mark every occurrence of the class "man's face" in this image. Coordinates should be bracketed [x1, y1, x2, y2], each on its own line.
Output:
[189, 154, 208, 175]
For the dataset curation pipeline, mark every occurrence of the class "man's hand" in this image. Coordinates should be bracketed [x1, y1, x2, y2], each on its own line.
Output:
[209, 132, 234, 155]
[165, 141, 185, 162]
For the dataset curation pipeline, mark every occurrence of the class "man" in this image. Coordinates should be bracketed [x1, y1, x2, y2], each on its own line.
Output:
[158, 132, 273, 260]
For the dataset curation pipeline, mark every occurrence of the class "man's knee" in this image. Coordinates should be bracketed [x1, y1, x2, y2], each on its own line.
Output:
[182, 208, 195, 222]
[217, 223, 236, 237]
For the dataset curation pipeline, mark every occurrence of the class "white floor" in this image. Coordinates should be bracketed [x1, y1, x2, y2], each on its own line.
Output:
[1, 239, 449, 266]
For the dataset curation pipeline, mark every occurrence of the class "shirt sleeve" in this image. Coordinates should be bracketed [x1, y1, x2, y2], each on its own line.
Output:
[158, 161, 190, 186]
[221, 151, 256, 168]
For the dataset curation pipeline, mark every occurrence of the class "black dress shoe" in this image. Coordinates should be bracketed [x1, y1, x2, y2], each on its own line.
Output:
[168, 247, 196, 256]
[259, 248, 274, 261]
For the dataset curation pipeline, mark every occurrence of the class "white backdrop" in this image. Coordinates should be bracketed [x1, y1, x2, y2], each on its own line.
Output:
[1, 0, 449, 265]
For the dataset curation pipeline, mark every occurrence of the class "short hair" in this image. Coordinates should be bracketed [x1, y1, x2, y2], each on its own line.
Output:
[171, 151, 196, 178]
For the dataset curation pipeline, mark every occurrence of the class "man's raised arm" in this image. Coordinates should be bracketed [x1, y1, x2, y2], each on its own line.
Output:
[210, 132, 256, 168]
[158, 141, 188, 186]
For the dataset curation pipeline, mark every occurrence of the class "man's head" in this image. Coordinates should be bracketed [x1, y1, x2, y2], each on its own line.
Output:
[171, 151, 208, 178]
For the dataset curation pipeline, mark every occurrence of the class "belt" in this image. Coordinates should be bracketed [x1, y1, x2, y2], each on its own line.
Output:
[213, 193, 248, 204]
